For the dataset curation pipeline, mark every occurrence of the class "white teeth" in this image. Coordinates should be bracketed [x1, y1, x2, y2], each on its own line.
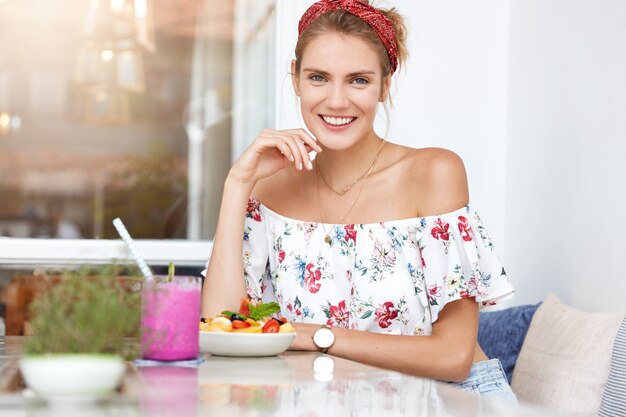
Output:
[322, 116, 355, 126]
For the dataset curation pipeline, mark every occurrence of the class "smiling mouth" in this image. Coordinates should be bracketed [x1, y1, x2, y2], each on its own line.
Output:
[320, 115, 356, 127]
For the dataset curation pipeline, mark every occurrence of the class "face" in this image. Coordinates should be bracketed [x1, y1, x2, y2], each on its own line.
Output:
[292, 33, 391, 151]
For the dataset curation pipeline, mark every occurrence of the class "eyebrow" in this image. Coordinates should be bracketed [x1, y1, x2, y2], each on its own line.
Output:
[302, 68, 377, 77]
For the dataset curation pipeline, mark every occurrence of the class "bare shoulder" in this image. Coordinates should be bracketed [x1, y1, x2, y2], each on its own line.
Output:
[412, 147, 467, 181]
[407, 147, 469, 217]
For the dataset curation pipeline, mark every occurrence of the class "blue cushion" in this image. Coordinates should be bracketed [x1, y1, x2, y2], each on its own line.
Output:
[599, 317, 626, 417]
[478, 303, 541, 382]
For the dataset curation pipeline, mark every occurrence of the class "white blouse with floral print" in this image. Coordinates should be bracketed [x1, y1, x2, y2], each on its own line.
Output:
[235, 197, 514, 336]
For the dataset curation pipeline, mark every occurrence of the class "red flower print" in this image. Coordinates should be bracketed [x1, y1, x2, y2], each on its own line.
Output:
[374, 301, 398, 329]
[428, 285, 442, 298]
[458, 216, 473, 242]
[418, 246, 426, 268]
[344, 224, 357, 244]
[246, 198, 262, 222]
[430, 218, 450, 241]
[460, 289, 469, 299]
[278, 249, 285, 264]
[305, 263, 322, 294]
[428, 285, 442, 306]
[327, 300, 349, 327]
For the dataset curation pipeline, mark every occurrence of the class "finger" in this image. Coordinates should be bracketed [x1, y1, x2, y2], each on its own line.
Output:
[262, 128, 320, 152]
[260, 135, 294, 163]
[302, 142, 316, 152]
[284, 129, 323, 153]
[293, 135, 313, 170]
[277, 134, 305, 170]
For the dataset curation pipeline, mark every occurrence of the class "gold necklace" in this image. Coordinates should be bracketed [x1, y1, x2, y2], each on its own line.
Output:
[317, 139, 386, 196]
[315, 153, 380, 245]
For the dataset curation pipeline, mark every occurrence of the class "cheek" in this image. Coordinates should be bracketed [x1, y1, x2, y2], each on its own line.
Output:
[357, 91, 381, 115]
[299, 87, 324, 108]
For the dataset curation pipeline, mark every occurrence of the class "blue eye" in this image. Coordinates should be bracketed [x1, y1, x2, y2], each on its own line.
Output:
[310, 74, 325, 82]
[351, 77, 369, 85]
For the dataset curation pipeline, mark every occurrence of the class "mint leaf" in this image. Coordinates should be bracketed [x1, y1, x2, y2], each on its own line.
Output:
[249, 302, 280, 321]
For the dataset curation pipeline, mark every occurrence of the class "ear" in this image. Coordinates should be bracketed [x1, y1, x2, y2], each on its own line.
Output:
[379, 75, 392, 102]
[291, 59, 300, 97]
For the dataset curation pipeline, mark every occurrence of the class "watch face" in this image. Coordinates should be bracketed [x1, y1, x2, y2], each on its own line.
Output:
[313, 327, 334, 348]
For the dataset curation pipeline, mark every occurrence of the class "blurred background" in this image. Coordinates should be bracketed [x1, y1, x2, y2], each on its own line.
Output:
[0, 0, 275, 241]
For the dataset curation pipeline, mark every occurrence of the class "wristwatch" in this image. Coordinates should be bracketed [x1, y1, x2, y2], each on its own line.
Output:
[312, 324, 335, 354]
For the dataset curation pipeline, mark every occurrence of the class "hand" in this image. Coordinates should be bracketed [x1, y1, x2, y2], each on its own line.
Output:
[288, 322, 321, 351]
[229, 128, 323, 185]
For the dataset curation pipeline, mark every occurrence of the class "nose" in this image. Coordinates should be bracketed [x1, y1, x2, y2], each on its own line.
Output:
[326, 82, 349, 110]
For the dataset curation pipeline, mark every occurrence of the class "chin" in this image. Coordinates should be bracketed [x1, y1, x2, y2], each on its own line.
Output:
[318, 139, 360, 152]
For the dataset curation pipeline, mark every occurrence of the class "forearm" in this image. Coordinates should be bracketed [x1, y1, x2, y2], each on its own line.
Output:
[201, 174, 255, 317]
[330, 329, 473, 381]
[291, 299, 479, 381]
[294, 325, 472, 381]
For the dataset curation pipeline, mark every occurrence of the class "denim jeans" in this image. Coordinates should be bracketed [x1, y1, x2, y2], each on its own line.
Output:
[450, 358, 517, 402]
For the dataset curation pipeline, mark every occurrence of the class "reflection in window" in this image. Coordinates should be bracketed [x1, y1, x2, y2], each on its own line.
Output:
[0, 0, 275, 240]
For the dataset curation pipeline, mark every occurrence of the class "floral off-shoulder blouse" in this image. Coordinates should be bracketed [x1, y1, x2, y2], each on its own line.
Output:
[235, 197, 514, 336]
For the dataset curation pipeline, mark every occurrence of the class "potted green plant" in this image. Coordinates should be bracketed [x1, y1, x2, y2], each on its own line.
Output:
[19, 264, 143, 400]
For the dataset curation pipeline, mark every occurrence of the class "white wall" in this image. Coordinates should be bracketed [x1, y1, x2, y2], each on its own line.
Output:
[274, 0, 626, 312]
[506, 0, 626, 311]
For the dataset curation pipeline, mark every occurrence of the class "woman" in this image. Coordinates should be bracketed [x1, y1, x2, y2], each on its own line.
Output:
[202, 0, 516, 400]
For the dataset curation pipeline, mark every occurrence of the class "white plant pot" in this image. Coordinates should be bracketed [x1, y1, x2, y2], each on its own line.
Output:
[19, 354, 126, 400]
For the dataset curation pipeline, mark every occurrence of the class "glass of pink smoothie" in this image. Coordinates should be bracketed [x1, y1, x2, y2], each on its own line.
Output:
[141, 275, 201, 361]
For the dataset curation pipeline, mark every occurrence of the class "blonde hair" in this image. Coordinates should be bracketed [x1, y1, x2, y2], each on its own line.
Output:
[294, 1, 408, 77]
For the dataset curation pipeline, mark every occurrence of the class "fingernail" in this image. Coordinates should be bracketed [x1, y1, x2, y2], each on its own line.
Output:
[307, 161, 313, 170]
[289, 155, 294, 162]
[298, 162, 303, 170]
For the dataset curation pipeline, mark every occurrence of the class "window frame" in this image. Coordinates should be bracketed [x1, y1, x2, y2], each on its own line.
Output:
[0, 238, 211, 268]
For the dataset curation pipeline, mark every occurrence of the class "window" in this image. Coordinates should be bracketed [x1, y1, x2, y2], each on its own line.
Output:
[0, 0, 276, 266]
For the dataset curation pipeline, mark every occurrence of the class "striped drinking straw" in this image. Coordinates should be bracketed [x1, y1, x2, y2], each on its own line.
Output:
[112, 218, 154, 281]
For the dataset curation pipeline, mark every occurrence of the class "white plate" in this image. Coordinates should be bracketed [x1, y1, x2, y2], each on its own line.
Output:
[199, 331, 296, 357]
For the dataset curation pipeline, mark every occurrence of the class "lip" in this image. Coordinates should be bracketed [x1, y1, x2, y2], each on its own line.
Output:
[318, 115, 357, 131]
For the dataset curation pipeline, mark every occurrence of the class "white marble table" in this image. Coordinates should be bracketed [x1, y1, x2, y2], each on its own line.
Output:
[0, 337, 552, 416]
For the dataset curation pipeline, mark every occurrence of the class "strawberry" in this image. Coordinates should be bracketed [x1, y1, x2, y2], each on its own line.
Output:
[239, 298, 251, 317]
[262, 319, 280, 333]
[231, 319, 251, 329]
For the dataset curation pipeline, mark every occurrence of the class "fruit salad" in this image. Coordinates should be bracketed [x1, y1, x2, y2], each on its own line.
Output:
[199, 299, 295, 334]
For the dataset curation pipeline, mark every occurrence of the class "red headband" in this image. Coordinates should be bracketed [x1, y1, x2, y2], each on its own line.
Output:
[298, 0, 398, 74]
